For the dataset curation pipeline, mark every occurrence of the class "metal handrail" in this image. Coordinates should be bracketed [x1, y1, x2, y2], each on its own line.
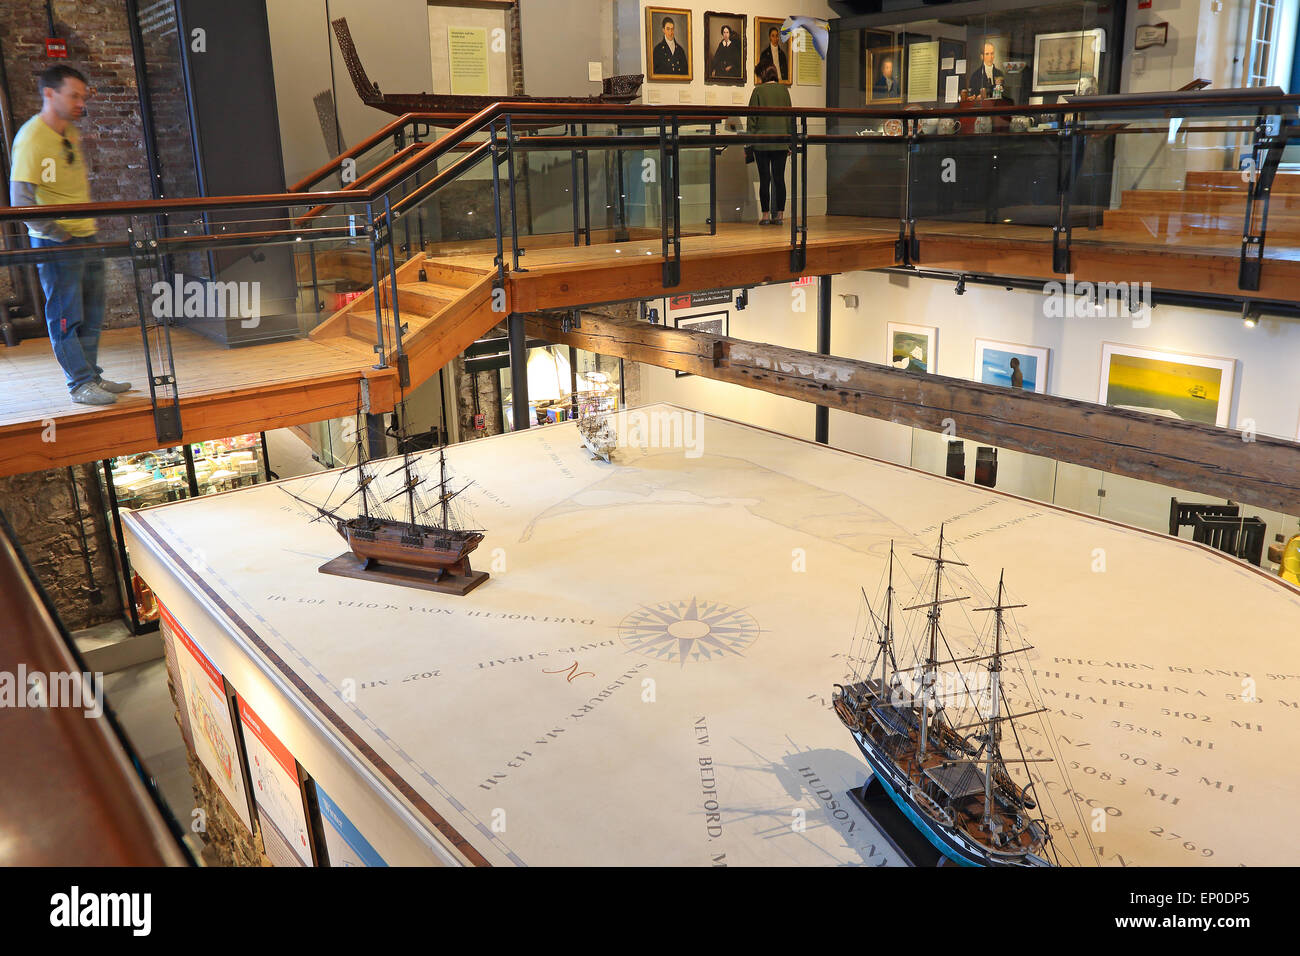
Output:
[2, 90, 1296, 230]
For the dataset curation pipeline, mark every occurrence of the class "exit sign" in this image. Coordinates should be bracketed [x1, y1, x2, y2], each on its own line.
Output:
[46, 38, 67, 58]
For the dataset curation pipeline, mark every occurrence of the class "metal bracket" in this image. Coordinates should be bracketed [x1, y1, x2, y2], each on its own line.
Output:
[1239, 114, 1295, 290]
[397, 353, 410, 389]
[1052, 125, 1086, 274]
[153, 406, 182, 444]
[359, 376, 372, 414]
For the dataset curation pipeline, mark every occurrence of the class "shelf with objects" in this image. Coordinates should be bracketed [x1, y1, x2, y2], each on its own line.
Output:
[98, 433, 273, 634]
[498, 343, 624, 431]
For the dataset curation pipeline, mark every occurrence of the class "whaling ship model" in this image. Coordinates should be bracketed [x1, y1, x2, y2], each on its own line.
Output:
[833, 529, 1056, 866]
[284, 407, 487, 593]
[577, 403, 617, 462]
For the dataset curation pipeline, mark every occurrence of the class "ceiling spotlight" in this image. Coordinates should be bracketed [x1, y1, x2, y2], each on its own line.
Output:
[1241, 301, 1260, 328]
[736, 289, 749, 311]
[955, 275, 966, 296]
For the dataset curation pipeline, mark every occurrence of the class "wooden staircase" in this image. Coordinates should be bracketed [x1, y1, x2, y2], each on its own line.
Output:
[1097, 169, 1300, 247]
[308, 252, 502, 389]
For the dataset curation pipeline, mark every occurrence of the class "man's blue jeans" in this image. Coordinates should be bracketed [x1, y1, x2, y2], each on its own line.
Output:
[30, 234, 105, 392]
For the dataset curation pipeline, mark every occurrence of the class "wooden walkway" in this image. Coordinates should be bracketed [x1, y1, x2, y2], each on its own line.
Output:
[2, 213, 1298, 477]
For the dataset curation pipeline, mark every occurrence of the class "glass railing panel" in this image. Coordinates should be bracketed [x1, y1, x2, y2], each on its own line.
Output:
[1073, 104, 1267, 256]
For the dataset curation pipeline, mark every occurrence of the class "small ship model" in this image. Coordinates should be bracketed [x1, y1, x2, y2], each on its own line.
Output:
[285, 407, 488, 594]
[833, 530, 1055, 866]
[333, 17, 643, 117]
[576, 404, 616, 462]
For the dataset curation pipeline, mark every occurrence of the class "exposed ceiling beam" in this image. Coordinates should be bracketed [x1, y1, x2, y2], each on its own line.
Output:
[525, 310, 1300, 516]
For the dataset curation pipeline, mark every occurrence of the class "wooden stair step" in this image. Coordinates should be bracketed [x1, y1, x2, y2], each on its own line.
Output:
[1184, 169, 1300, 194]
[1120, 189, 1300, 213]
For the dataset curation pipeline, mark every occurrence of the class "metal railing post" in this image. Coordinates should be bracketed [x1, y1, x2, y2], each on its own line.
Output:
[128, 219, 182, 444]
[708, 120, 717, 235]
[383, 194, 409, 389]
[489, 117, 507, 288]
[570, 122, 581, 246]
[505, 113, 526, 271]
[365, 201, 388, 369]
[581, 122, 591, 246]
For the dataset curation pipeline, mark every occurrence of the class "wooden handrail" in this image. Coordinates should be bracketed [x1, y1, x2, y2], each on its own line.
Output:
[0, 510, 191, 865]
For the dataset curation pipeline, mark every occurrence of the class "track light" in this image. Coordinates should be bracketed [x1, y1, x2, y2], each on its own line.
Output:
[1242, 301, 1260, 328]
[736, 289, 749, 311]
[955, 275, 966, 296]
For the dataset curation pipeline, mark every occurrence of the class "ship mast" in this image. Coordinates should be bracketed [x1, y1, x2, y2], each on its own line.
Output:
[877, 542, 897, 693]
[355, 407, 372, 520]
[906, 525, 968, 760]
[439, 446, 450, 529]
[973, 570, 1028, 829]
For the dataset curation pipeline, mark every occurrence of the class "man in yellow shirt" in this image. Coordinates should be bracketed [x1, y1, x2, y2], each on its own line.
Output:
[10, 64, 131, 405]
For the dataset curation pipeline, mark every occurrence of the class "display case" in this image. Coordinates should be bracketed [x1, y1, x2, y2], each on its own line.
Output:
[499, 345, 623, 431]
[98, 433, 272, 633]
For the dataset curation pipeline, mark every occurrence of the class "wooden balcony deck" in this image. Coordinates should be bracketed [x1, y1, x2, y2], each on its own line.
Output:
[2, 214, 1298, 478]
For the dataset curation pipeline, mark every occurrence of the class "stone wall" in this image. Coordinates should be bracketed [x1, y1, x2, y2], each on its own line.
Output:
[0, 463, 121, 632]
[164, 664, 270, 867]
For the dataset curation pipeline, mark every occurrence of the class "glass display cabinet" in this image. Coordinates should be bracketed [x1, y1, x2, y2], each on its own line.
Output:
[98, 433, 271, 633]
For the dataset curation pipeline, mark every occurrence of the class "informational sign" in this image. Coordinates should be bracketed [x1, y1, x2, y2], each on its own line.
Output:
[907, 40, 939, 102]
[159, 604, 253, 832]
[237, 694, 313, 867]
[448, 26, 489, 96]
[315, 785, 387, 867]
[795, 48, 822, 86]
[669, 289, 732, 310]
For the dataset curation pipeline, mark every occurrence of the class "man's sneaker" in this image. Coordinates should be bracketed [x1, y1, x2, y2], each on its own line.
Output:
[70, 382, 117, 406]
[96, 377, 132, 393]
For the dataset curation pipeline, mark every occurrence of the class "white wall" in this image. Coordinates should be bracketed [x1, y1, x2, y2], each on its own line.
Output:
[641, 269, 1300, 541]
[638, 282, 819, 439]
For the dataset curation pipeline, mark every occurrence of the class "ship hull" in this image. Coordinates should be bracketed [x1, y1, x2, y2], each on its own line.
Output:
[340, 520, 483, 578]
[847, 728, 1050, 868]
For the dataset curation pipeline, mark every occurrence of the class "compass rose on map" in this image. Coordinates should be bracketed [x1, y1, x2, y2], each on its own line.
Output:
[618, 597, 759, 665]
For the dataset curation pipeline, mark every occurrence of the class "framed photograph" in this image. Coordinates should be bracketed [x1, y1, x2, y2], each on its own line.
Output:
[974, 338, 1050, 394]
[866, 45, 903, 103]
[674, 311, 729, 377]
[887, 322, 937, 373]
[703, 12, 745, 85]
[1033, 28, 1105, 92]
[754, 16, 793, 85]
[1098, 342, 1236, 428]
[646, 7, 693, 82]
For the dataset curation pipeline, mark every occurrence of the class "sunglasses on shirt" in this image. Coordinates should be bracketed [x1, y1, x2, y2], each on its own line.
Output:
[62, 137, 75, 165]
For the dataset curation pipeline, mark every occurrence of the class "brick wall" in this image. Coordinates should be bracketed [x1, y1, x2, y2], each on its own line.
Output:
[0, 0, 159, 331]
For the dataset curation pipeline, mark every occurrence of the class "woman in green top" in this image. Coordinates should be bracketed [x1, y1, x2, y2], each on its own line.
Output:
[746, 65, 793, 225]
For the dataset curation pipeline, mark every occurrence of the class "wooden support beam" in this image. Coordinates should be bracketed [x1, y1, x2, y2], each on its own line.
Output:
[525, 311, 1300, 515]
[506, 236, 898, 312]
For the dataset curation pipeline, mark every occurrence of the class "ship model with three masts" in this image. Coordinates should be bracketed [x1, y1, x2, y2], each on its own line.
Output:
[576, 402, 617, 462]
[284, 407, 488, 595]
[833, 529, 1058, 866]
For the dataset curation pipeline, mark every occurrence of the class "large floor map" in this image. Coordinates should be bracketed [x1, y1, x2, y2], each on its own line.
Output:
[131, 404, 1300, 866]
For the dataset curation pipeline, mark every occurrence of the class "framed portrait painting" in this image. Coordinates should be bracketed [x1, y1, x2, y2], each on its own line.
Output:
[887, 322, 937, 373]
[703, 12, 745, 85]
[1033, 28, 1105, 92]
[674, 311, 729, 377]
[1098, 342, 1236, 428]
[974, 338, 1050, 394]
[753, 16, 793, 85]
[646, 7, 693, 82]
[865, 45, 903, 103]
